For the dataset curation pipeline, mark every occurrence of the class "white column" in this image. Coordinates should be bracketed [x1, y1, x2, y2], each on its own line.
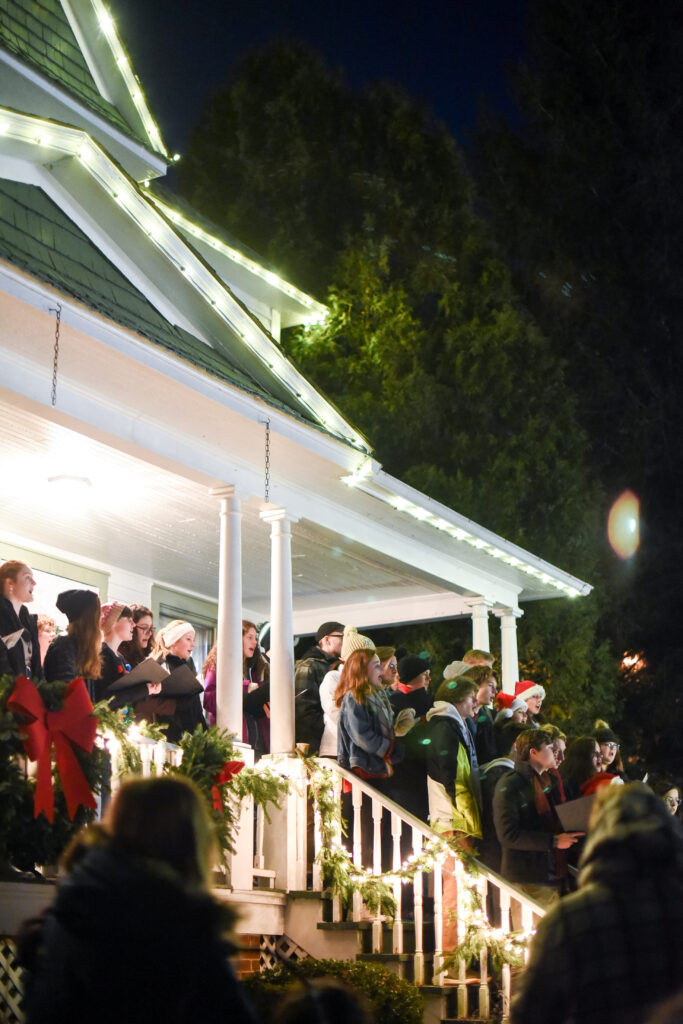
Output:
[210, 486, 243, 736]
[465, 597, 493, 651]
[260, 505, 298, 754]
[494, 607, 524, 694]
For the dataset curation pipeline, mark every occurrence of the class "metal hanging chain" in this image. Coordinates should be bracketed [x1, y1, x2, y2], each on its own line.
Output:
[264, 418, 271, 503]
[49, 303, 62, 407]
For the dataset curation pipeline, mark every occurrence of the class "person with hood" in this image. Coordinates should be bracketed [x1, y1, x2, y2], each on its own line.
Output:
[424, 676, 483, 954]
[511, 782, 683, 1024]
[294, 621, 344, 752]
[479, 721, 529, 874]
[18, 776, 257, 1024]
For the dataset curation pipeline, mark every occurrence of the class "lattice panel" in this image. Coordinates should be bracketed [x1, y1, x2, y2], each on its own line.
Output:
[259, 934, 309, 972]
[0, 937, 25, 1024]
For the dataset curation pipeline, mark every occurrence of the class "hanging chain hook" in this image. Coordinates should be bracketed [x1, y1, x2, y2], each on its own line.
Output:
[49, 303, 62, 407]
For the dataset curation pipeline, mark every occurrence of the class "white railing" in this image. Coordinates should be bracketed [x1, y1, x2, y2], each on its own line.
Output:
[98, 740, 544, 1019]
[255, 757, 546, 1020]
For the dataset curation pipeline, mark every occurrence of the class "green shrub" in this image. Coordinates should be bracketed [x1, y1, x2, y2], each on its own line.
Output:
[242, 958, 423, 1024]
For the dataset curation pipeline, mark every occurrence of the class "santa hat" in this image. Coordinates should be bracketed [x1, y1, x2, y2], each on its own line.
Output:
[495, 692, 528, 719]
[515, 679, 546, 702]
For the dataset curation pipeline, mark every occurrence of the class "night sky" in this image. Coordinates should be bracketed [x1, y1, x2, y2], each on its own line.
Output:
[111, 0, 527, 157]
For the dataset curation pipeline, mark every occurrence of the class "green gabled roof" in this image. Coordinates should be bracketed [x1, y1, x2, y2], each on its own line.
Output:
[0, 178, 320, 426]
[0, 0, 147, 149]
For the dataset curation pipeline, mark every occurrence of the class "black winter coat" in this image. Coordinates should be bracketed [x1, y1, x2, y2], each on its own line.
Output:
[43, 634, 101, 702]
[19, 844, 257, 1024]
[294, 644, 339, 751]
[493, 760, 558, 886]
[0, 595, 41, 678]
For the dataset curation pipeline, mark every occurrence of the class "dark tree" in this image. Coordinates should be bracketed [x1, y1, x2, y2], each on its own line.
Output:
[476, 0, 683, 768]
[180, 41, 618, 732]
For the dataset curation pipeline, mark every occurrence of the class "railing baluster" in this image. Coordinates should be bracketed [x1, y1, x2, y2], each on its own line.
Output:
[433, 860, 444, 985]
[455, 861, 467, 1018]
[411, 829, 424, 985]
[352, 782, 363, 922]
[478, 876, 490, 1020]
[391, 811, 403, 955]
[312, 797, 323, 892]
[371, 798, 383, 953]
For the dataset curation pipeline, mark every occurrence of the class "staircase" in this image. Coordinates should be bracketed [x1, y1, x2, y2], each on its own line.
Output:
[250, 757, 547, 1022]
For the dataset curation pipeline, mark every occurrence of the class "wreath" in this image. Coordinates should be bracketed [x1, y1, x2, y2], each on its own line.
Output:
[0, 674, 109, 873]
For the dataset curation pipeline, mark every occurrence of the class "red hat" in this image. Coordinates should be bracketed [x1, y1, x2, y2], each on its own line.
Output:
[515, 679, 546, 702]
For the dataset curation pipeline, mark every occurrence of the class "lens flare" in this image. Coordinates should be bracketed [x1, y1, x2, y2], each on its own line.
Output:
[608, 490, 640, 559]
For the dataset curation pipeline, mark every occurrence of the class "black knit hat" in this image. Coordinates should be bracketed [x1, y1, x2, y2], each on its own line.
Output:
[397, 653, 431, 685]
[56, 589, 100, 623]
[595, 724, 620, 746]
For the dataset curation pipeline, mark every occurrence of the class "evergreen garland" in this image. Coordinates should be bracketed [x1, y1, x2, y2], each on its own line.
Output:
[301, 757, 534, 961]
[166, 726, 289, 858]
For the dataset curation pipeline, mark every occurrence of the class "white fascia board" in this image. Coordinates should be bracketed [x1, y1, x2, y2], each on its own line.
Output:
[344, 469, 592, 599]
[290, 591, 485, 635]
[150, 195, 328, 323]
[0, 49, 166, 179]
[0, 260, 369, 477]
[269, 481, 523, 607]
[0, 112, 367, 448]
[62, 0, 168, 159]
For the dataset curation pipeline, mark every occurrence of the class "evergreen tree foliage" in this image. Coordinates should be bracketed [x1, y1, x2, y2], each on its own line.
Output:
[476, 0, 683, 765]
[180, 41, 618, 729]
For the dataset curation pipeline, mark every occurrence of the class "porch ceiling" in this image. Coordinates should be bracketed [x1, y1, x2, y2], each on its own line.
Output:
[0, 397, 455, 629]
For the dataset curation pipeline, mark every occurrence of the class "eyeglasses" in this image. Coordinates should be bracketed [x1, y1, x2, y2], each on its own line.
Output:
[135, 624, 154, 634]
[665, 796, 681, 808]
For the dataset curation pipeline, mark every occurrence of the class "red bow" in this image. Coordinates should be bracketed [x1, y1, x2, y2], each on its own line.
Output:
[8, 675, 98, 822]
[211, 760, 245, 812]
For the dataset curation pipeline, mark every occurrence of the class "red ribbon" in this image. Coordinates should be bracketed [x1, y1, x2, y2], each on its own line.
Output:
[8, 675, 98, 822]
[211, 759, 245, 812]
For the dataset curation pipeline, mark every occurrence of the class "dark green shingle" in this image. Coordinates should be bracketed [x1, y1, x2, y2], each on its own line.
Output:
[0, 179, 318, 425]
[0, 0, 151, 150]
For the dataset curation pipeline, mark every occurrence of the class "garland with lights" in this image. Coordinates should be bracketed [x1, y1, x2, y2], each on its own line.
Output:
[302, 756, 534, 965]
[0, 676, 289, 875]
